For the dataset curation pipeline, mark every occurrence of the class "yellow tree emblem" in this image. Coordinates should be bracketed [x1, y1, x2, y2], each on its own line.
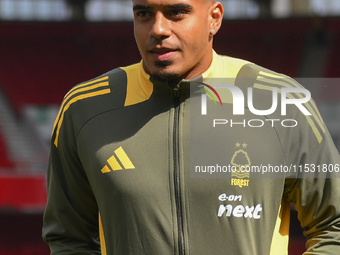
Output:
[231, 149, 251, 178]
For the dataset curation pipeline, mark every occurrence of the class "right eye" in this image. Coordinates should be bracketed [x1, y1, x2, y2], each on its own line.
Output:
[135, 10, 153, 19]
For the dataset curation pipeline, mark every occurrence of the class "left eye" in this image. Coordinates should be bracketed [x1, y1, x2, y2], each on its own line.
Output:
[169, 10, 181, 15]
[168, 9, 187, 18]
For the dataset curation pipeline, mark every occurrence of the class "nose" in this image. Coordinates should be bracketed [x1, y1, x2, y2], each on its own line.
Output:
[149, 12, 171, 39]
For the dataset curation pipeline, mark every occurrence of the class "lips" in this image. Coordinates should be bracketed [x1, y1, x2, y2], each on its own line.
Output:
[149, 48, 177, 61]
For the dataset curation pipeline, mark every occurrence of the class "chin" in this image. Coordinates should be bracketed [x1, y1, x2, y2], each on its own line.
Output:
[151, 70, 181, 82]
[149, 64, 181, 81]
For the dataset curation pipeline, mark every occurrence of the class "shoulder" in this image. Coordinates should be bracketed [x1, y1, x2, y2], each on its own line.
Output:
[231, 57, 324, 145]
[217, 54, 322, 139]
[214, 54, 330, 163]
[51, 63, 139, 147]
[213, 53, 293, 82]
[212, 54, 307, 109]
[209, 52, 299, 87]
[216, 55, 307, 104]
[62, 63, 141, 112]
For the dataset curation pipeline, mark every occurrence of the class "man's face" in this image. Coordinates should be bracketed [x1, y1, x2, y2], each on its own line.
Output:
[132, 0, 217, 80]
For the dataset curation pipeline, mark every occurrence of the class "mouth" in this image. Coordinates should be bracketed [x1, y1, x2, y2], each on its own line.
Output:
[149, 48, 177, 62]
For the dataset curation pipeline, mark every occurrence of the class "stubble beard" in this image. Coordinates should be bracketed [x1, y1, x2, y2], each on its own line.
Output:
[152, 60, 181, 82]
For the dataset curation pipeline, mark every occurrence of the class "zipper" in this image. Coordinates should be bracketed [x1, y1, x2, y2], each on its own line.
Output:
[173, 86, 185, 255]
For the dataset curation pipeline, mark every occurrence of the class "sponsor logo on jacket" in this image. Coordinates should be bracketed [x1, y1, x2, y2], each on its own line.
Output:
[217, 193, 262, 219]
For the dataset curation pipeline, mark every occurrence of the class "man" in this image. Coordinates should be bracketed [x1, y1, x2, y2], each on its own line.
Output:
[43, 0, 340, 254]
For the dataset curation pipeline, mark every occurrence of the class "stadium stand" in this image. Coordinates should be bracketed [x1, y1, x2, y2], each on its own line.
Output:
[312, 18, 340, 101]
[0, 175, 46, 211]
[0, 22, 139, 112]
[324, 18, 340, 78]
[214, 18, 311, 77]
[325, 34, 340, 79]
[0, 131, 13, 169]
[0, 212, 50, 255]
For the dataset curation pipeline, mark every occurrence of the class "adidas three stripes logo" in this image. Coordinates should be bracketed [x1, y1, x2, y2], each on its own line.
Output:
[101, 146, 135, 173]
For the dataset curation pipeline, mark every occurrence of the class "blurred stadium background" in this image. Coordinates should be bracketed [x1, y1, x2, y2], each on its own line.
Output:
[0, 0, 339, 254]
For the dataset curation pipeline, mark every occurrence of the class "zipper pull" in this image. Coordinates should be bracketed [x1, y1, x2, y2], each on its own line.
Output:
[174, 86, 180, 97]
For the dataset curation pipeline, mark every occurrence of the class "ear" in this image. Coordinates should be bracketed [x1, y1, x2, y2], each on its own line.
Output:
[209, 2, 224, 36]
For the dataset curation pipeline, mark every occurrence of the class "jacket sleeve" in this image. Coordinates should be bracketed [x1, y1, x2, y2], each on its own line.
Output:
[283, 100, 340, 254]
[42, 104, 101, 254]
